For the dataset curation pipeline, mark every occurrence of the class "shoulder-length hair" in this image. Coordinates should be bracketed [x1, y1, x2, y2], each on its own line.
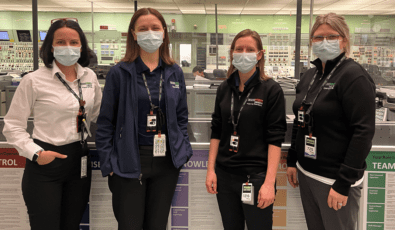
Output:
[121, 8, 175, 65]
[310, 13, 351, 57]
[227, 29, 269, 81]
[40, 20, 91, 68]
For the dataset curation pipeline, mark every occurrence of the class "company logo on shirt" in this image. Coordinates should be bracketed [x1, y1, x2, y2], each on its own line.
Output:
[247, 98, 263, 107]
[170, 81, 179, 89]
[81, 82, 93, 88]
[323, 82, 335, 90]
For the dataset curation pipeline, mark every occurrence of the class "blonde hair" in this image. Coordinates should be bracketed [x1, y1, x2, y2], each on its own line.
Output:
[227, 29, 270, 81]
[310, 13, 350, 57]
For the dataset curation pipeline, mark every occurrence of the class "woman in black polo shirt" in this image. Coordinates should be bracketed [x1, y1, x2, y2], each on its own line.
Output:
[287, 13, 375, 230]
[205, 29, 287, 230]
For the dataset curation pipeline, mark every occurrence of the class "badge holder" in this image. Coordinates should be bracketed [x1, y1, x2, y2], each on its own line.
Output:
[147, 110, 157, 133]
[229, 131, 240, 153]
[304, 118, 317, 159]
[241, 175, 254, 205]
[154, 131, 166, 157]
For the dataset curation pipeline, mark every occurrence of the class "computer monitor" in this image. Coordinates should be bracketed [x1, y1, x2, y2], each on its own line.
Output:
[39, 31, 47, 41]
[0, 31, 10, 41]
[17, 30, 32, 42]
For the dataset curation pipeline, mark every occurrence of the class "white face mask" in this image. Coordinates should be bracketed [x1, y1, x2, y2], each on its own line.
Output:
[136, 30, 164, 53]
[312, 39, 342, 63]
[53, 46, 81, 66]
[232, 52, 258, 74]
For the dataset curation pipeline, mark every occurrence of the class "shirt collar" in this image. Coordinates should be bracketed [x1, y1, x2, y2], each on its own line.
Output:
[135, 56, 165, 74]
[51, 60, 87, 81]
[311, 52, 346, 74]
[234, 69, 257, 87]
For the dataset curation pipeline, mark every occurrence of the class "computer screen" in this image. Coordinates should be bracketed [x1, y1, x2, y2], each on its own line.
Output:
[0, 31, 10, 41]
[17, 30, 32, 42]
[39, 31, 47, 41]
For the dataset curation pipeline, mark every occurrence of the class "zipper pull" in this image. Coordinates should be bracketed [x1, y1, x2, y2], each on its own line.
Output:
[138, 173, 143, 185]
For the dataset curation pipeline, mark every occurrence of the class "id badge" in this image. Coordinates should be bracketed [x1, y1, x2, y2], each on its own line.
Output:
[153, 134, 166, 157]
[229, 135, 240, 152]
[241, 183, 254, 205]
[147, 114, 157, 132]
[298, 110, 305, 123]
[81, 156, 87, 178]
[304, 135, 317, 159]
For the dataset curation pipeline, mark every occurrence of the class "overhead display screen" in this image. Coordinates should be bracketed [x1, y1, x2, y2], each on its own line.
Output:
[0, 31, 10, 41]
[17, 30, 32, 42]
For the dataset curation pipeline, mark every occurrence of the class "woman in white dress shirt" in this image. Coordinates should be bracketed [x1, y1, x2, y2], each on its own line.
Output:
[3, 18, 102, 230]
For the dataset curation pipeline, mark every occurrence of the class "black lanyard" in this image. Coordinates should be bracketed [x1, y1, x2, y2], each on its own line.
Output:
[56, 72, 86, 144]
[55, 72, 85, 109]
[301, 56, 346, 115]
[142, 72, 166, 134]
[231, 87, 255, 135]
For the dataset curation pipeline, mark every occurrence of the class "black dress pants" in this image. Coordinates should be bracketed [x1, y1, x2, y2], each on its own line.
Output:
[108, 146, 181, 230]
[215, 166, 275, 230]
[22, 139, 91, 230]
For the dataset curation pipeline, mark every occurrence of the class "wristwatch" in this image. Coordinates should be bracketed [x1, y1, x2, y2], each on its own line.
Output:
[32, 149, 43, 162]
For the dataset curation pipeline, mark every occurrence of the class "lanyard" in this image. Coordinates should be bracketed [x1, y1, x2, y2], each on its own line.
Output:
[301, 56, 346, 115]
[55, 72, 86, 144]
[142, 72, 163, 113]
[142, 72, 166, 134]
[55, 72, 85, 108]
[231, 87, 255, 135]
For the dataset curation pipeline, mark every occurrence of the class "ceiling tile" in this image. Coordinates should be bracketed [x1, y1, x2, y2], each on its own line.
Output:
[138, 3, 179, 9]
[243, 4, 287, 11]
[177, 3, 205, 10]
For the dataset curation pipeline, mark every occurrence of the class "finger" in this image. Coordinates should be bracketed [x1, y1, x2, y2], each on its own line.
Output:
[261, 200, 270, 209]
[257, 197, 265, 208]
[48, 151, 67, 159]
[332, 199, 338, 211]
[205, 182, 212, 193]
[337, 202, 343, 210]
[213, 181, 218, 193]
[293, 171, 298, 184]
[287, 174, 295, 188]
[327, 195, 333, 208]
[342, 198, 348, 207]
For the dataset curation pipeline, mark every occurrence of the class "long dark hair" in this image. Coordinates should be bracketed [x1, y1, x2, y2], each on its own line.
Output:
[40, 20, 91, 68]
[121, 8, 175, 65]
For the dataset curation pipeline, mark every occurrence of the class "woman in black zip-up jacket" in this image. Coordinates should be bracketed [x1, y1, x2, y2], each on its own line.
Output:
[286, 13, 375, 230]
[205, 29, 286, 230]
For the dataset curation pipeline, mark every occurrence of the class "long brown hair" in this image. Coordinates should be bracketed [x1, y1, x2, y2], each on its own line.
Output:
[227, 29, 269, 81]
[121, 8, 175, 65]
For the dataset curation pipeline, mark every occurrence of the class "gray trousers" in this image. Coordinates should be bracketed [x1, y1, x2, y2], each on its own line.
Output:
[298, 171, 362, 230]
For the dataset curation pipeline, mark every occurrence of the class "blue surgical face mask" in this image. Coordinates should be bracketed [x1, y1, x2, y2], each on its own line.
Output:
[136, 30, 164, 53]
[312, 39, 342, 63]
[53, 46, 81, 66]
[232, 52, 258, 74]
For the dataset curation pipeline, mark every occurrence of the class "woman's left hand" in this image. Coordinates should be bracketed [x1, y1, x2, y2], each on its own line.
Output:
[257, 183, 275, 209]
[327, 188, 348, 211]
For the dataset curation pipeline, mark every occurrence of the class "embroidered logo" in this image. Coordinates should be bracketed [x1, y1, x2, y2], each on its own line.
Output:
[247, 98, 263, 107]
[170, 81, 179, 89]
[323, 82, 335, 90]
[81, 82, 92, 88]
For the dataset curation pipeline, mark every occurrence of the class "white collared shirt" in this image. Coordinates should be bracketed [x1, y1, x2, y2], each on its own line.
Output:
[3, 61, 102, 160]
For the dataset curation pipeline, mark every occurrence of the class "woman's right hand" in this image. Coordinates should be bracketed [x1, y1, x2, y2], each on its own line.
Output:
[205, 170, 218, 194]
[110, 172, 114, 176]
[36, 151, 67, 165]
[286, 167, 299, 188]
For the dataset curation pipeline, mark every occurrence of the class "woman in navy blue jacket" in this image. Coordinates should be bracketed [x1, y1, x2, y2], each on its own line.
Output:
[95, 8, 192, 230]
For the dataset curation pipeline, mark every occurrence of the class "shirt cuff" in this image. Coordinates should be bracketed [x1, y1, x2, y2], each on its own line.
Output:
[25, 142, 44, 161]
